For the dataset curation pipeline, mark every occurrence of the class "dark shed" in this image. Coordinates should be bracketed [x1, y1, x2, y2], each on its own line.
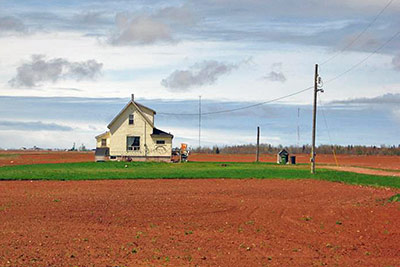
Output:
[277, 149, 289, 164]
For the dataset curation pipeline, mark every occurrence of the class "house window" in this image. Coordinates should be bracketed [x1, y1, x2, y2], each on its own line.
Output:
[156, 140, 165, 145]
[127, 136, 140, 151]
[101, 139, 107, 147]
[129, 114, 134, 125]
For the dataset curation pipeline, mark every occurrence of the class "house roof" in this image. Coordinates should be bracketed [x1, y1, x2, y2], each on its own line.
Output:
[151, 127, 174, 138]
[107, 100, 155, 129]
[95, 131, 110, 139]
[278, 149, 289, 155]
[136, 102, 156, 115]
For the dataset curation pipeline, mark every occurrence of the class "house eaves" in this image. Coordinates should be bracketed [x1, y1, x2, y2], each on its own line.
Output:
[107, 100, 155, 129]
[151, 127, 174, 138]
[95, 131, 110, 139]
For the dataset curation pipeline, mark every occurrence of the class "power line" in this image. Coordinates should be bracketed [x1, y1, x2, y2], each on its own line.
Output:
[158, 23, 398, 118]
[158, 14, 400, 118]
[325, 29, 400, 84]
[316, 28, 400, 164]
[318, 95, 339, 166]
[158, 86, 313, 116]
[320, 0, 397, 66]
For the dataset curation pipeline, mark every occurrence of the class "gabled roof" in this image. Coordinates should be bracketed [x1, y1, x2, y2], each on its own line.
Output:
[278, 149, 289, 155]
[136, 102, 156, 115]
[107, 100, 155, 129]
[95, 131, 110, 139]
[152, 128, 174, 138]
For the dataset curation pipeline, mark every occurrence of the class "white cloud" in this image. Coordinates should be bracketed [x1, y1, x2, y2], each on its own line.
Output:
[392, 54, 400, 71]
[73, 11, 107, 25]
[9, 55, 103, 87]
[107, 6, 195, 46]
[109, 14, 173, 45]
[263, 62, 287, 83]
[161, 60, 242, 91]
[264, 71, 287, 83]
[0, 16, 27, 34]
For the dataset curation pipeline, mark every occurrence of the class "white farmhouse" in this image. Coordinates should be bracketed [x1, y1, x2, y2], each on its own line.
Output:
[95, 94, 173, 162]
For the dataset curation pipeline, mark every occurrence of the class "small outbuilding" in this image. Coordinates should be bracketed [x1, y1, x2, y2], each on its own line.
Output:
[95, 147, 110, 162]
[277, 149, 289, 164]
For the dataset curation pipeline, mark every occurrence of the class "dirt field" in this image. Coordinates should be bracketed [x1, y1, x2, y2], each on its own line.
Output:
[189, 153, 400, 170]
[0, 151, 94, 167]
[0, 179, 399, 266]
[1, 150, 399, 171]
[324, 166, 400, 177]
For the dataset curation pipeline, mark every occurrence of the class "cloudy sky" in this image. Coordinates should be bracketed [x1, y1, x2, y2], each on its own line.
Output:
[0, 0, 399, 149]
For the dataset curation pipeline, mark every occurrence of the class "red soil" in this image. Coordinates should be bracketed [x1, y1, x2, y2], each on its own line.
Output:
[324, 166, 400, 177]
[189, 153, 400, 170]
[1, 151, 399, 171]
[0, 151, 94, 167]
[0, 179, 399, 266]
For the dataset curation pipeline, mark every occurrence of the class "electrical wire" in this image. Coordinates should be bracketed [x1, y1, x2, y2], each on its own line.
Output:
[316, 28, 400, 164]
[159, 22, 398, 118]
[158, 9, 400, 117]
[325, 29, 400, 84]
[158, 86, 313, 116]
[320, 0, 397, 66]
[318, 95, 339, 167]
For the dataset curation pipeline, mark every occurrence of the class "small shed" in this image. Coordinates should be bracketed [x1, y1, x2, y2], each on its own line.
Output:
[277, 149, 289, 164]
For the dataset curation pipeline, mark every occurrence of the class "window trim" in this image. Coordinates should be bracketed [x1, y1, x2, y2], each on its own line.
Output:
[101, 138, 107, 147]
[127, 136, 140, 151]
[128, 114, 134, 125]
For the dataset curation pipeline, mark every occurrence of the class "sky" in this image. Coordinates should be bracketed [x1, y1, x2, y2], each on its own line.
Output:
[0, 0, 399, 149]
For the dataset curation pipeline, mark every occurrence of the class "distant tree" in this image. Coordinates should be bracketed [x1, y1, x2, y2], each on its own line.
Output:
[190, 143, 400, 156]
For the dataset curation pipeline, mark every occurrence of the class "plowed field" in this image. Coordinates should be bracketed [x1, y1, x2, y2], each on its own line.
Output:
[0, 151, 94, 167]
[0, 179, 399, 266]
[1, 151, 399, 171]
[189, 153, 400, 170]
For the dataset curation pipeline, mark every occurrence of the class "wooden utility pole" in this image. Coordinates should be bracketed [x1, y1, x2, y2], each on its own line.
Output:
[256, 126, 260, 162]
[297, 108, 300, 147]
[198, 96, 201, 148]
[311, 64, 323, 174]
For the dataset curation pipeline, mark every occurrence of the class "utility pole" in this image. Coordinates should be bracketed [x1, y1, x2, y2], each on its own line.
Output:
[311, 64, 323, 174]
[256, 126, 260, 162]
[198, 96, 201, 149]
[297, 108, 300, 147]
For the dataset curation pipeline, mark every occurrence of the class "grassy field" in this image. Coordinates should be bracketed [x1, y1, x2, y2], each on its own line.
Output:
[0, 161, 399, 188]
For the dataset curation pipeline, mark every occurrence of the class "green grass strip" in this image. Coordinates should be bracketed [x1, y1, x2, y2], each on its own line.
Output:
[0, 161, 399, 188]
[388, 194, 400, 202]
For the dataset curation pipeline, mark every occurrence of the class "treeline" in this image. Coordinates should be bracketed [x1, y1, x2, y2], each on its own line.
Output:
[191, 144, 400, 156]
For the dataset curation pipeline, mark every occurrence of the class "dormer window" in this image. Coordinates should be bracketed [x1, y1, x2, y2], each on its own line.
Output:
[129, 114, 134, 125]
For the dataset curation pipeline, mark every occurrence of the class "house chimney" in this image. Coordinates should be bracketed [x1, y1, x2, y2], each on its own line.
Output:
[131, 94, 134, 102]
